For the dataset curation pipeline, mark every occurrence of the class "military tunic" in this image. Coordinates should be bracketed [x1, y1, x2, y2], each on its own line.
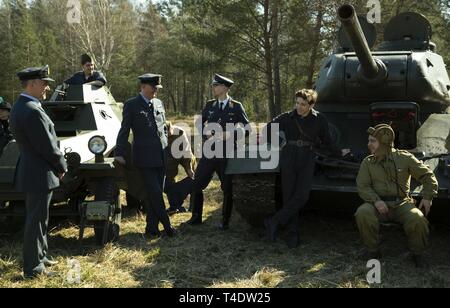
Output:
[116, 94, 171, 235]
[11, 94, 67, 276]
[191, 98, 250, 226]
[355, 149, 438, 254]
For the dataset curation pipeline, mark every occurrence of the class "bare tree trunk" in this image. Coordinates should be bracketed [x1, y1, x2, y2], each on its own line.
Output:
[169, 88, 178, 113]
[182, 74, 188, 114]
[306, 2, 324, 89]
[263, 0, 276, 120]
[272, 0, 282, 116]
[396, 0, 405, 15]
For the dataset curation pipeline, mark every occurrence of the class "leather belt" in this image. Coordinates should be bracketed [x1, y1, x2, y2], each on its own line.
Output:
[380, 196, 402, 202]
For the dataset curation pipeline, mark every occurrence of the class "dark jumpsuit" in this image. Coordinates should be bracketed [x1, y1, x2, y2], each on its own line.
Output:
[268, 109, 340, 236]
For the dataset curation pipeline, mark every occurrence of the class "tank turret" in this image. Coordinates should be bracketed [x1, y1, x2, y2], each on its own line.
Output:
[226, 4, 450, 228]
[337, 4, 387, 85]
[316, 4, 450, 110]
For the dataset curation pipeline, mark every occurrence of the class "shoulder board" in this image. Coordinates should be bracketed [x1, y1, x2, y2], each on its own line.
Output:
[124, 97, 136, 105]
[205, 99, 217, 108]
[396, 150, 411, 155]
[396, 150, 417, 160]
[230, 100, 242, 108]
[394, 149, 412, 157]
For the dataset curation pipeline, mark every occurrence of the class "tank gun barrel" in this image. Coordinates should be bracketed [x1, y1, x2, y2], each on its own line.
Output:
[338, 4, 387, 83]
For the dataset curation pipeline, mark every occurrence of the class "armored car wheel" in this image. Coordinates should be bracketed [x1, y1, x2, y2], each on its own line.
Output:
[93, 177, 121, 246]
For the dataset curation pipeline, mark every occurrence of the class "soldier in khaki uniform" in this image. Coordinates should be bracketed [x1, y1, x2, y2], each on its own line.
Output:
[355, 124, 438, 267]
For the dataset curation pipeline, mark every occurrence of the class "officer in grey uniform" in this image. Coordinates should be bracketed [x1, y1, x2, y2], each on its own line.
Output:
[10, 66, 67, 278]
[115, 74, 175, 238]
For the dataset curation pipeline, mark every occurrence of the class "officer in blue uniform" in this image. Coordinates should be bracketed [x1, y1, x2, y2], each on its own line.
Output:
[0, 97, 13, 156]
[186, 74, 250, 230]
[64, 53, 107, 87]
[115, 74, 175, 238]
[10, 65, 67, 278]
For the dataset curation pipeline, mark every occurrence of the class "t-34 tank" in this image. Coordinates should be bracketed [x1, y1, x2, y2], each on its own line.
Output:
[227, 4, 450, 227]
[0, 84, 128, 246]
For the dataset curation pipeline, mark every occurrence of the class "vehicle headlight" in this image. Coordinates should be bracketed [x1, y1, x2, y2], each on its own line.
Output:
[88, 136, 107, 155]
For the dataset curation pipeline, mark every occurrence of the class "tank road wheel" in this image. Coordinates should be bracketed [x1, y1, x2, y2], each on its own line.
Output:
[232, 173, 279, 228]
[93, 177, 121, 246]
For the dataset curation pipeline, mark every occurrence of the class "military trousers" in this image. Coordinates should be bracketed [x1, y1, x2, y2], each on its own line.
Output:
[191, 157, 233, 223]
[165, 177, 194, 210]
[139, 168, 172, 234]
[272, 146, 315, 235]
[355, 201, 429, 254]
[23, 191, 53, 276]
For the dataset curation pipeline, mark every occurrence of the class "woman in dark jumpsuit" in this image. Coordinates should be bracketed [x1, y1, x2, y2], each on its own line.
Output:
[265, 89, 346, 248]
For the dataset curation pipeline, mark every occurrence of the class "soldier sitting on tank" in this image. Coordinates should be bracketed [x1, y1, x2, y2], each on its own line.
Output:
[0, 97, 13, 156]
[64, 53, 107, 87]
[264, 89, 349, 249]
[164, 121, 197, 215]
[355, 124, 438, 268]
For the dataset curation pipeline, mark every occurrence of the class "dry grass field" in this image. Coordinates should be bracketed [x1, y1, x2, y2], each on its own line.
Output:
[1, 177, 450, 288]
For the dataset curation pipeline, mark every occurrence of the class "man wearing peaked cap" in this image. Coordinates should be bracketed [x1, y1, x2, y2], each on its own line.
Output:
[17, 65, 55, 83]
[115, 73, 176, 238]
[65, 53, 107, 87]
[0, 96, 13, 155]
[211, 74, 234, 88]
[186, 73, 250, 230]
[138, 74, 164, 89]
[10, 66, 67, 279]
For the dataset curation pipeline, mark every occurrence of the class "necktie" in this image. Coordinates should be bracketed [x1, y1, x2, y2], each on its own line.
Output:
[220, 102, 224, 111]
[149, 100, 154, 113]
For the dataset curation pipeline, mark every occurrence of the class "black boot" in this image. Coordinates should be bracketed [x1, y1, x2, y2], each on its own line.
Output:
[218, 220, 229, 231]
[286, 233, 300, 249]
[187, 192, 203, 225]
[264, 218, 277, 242]
[187, 213, 202, 225]
[163, 227, 177, 238]
[219, 191, 233, 231]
